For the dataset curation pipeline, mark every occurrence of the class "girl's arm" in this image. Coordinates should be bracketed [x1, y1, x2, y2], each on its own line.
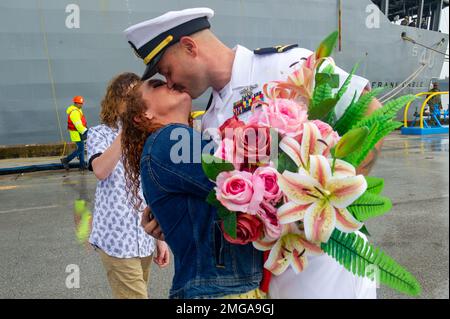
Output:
[91, 132, 122, 180]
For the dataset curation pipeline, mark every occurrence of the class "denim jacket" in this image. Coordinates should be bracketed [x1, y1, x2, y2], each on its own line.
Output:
[140, 124, 263, 299]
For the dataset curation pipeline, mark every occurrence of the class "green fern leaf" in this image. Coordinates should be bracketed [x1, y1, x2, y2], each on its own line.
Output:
[322, 63, 335, 74]
[309, 81, 338, 120]
[333, 91, 358, 135]
[321, 230, 421, 296]
[311, 83, 333, 108]
[336, 63, 359, 101]
[370, 95, 416, 119]
[374, 121, 403, 142]
[347, 120, 401, 167]
[365, 176, 385, 195]
[353, 95, 415, 130]
[348, 191, 392, 221]
[359, 225, 371, 237]
[334, 87, 384, 135]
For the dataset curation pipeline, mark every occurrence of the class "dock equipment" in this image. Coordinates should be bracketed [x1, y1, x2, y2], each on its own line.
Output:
[402, 91, 449, 135]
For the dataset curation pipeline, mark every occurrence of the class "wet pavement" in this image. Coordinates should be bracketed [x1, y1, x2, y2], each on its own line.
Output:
[0, 132, 448, 299]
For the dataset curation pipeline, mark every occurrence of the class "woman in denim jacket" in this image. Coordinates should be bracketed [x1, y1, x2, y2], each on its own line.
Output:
[121, 79, 263, 299]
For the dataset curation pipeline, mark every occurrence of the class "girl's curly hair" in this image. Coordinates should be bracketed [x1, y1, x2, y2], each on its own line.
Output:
[121, 80, 166, 210]
[100, 72, 140, 129]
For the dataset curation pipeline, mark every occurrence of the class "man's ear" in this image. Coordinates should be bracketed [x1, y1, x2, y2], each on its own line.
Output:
[179, 36, 198, 57]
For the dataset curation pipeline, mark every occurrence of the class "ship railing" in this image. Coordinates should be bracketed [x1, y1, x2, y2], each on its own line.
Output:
[403, 91, 449, 128]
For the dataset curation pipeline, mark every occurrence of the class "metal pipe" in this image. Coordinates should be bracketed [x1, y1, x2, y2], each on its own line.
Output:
[433, 0, 444, 31]
[338, 0, 342, 52]
[418, 0, 424, 28]
[382, 0, 390, 17]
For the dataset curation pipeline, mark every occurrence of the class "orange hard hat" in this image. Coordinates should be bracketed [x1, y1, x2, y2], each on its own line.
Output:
[73, 96, 84, 104]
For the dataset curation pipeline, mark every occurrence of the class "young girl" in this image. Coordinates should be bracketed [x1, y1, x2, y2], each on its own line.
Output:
[87, 73, 170, 299]
[121, 79, 264, 299]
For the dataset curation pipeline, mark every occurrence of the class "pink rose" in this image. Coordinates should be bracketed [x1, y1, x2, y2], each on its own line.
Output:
[214, 138, 240, 169]
[248, 98, 308, 138]
[257, 202, 282, 240]
[234, 124, 271, 164]
[219, 116, 246, 139]
[215, 171, 265, 214]
[254, 166, 283, 204]
[222, 213, 263, 245]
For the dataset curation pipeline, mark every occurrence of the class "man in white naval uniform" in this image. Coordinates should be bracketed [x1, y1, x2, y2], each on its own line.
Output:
[125, 7, 381, 299]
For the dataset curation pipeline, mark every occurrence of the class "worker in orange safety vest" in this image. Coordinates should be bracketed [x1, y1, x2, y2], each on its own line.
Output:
[61, 96, 88, 170]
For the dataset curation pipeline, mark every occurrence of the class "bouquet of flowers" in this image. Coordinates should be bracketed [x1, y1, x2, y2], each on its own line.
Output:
[202, 31, 421, 296]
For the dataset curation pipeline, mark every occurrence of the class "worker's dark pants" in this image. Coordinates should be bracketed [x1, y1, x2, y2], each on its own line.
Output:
[66, 141, 85, 168]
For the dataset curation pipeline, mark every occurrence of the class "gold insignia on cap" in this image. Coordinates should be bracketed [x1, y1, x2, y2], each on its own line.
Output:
[143, 35, 174, 65]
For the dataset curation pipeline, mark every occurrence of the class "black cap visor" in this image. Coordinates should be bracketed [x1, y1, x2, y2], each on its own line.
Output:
[141, 49, 166, 81]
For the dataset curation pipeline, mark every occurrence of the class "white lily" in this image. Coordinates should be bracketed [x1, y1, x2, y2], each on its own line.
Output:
[277, 155, 367, 243]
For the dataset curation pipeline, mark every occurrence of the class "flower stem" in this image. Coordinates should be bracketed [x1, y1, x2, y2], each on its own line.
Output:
[331, 157, 337, 175]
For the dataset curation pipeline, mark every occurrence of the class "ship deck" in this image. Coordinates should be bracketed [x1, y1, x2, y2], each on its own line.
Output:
[0, 131, 448, 299]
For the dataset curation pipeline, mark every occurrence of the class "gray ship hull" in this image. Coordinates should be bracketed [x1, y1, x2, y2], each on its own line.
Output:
[0, 0, 448, 145]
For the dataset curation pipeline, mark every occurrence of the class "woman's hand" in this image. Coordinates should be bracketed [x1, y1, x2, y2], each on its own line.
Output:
[154, 240, 170, 268]
[141, 207, 165, 241]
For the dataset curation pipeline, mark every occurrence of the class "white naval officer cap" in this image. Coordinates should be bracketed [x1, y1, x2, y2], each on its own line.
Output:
[124, 8, 214, 81]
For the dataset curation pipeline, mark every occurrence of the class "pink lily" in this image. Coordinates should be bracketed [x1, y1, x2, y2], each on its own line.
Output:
[277, 155, 367, 243]
[262, 223, 322, 275]
[279, 121, 339, 169]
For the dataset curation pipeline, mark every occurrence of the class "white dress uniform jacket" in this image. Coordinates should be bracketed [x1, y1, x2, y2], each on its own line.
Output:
[201, 45, 377, 299]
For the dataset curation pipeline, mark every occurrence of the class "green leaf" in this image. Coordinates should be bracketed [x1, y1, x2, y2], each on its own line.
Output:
[201, 154, 235, 181]
[348, 191, 392, 222]
[316, 30, 339, 60]
[217, 206, 232, 219]
[308, 97, 338, 120]
[323, 109, 337, 126]
[343, 122, 379, 167]
[277, 149, 298, 174]
[219, 207, 237, 239]
[333, 126, 369, 158]
[206, 190, 221, 208]
[321, 229, 421, 296]
[365, 176, 385, 195]
[315, 73, 340, 88]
